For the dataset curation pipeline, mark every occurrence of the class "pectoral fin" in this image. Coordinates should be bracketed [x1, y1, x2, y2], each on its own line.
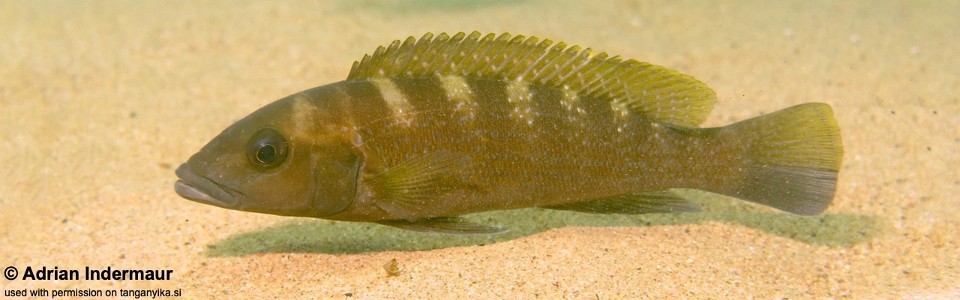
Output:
[377, 217, 507, 235]
[544, 191, 700, 214]
[367, 152, 474, 219]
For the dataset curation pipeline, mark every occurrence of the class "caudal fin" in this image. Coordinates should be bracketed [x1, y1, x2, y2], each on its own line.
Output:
[724, 103, 843, 215]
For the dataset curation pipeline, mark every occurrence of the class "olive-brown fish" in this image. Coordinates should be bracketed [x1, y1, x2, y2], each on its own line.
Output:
[174, 32, 843, 234]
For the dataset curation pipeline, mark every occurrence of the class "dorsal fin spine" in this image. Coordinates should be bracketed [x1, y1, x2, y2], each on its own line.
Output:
[532, 43, 571, 83]
[579, 57, 621, 95]
[408, 33, 438, 75]
[449, 32, 483, 75]
[360, 45, 388, 77]
[564, 52, 607, 88]
[426, 32, 459, 75]
[426, 35, 452, 74]
[401, 34, 432, 74]
[461, 33, 501, 76]
[531, 42, 567, 81]
[501, 37, 544, 78]
[375, 43, 396, 75]
[515, 39, 555, 80]
[490, 35, 529, 75]
[485, 35, 517, 74]
[456, 31, 490, 76]
[392, 37, 417, 76]
[537, 45, 581, 84]
[390, 38, 410, 73]
[473, 33, 511, 75]
[553, 49, 593, 85]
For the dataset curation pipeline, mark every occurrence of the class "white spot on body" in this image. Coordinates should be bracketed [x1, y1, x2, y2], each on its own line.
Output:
[291, 95, 318, 135]
[610, 100, 630, 120]
[370, 78, 414, 126]
[610, 100, 631, 133]
[506, 80, 535, 126]
[438, 75, 478, 120]
[560, 87, 583, 123]
[560, 86, 580, 111]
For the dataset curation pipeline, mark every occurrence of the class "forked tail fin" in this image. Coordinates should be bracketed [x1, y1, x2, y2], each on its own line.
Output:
[723, 103, 843, 215]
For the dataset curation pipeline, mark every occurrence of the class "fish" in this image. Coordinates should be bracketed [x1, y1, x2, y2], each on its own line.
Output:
[174, 32, 843, 235]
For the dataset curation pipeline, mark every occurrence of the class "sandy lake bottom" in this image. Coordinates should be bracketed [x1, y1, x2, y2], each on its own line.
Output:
[1, 1, 958, 298]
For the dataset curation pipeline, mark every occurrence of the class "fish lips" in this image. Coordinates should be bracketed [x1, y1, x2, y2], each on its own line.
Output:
[174, 164, 242, 209]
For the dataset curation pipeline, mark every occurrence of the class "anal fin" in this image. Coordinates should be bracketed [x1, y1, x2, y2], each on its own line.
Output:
[544, 191, 700, 214]
[377, 217, 507, 235]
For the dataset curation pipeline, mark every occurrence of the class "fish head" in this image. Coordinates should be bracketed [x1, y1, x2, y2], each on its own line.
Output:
[174, 92, 360, 218]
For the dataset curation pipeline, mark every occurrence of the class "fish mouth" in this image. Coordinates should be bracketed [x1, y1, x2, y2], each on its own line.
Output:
[174, 164, 242, 209]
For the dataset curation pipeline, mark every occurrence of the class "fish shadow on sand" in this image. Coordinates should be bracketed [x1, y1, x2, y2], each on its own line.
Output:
[206, 190, 882, 256]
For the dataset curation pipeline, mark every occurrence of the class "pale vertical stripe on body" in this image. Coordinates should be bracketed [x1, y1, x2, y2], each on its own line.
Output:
[505, 80, 535, 125]
[610, 99, 630, 132]
[290, 95, 318, 137]
[438, 75, 478, 118]
[370, 78, 413, 125]
[559, 85, 586, 122]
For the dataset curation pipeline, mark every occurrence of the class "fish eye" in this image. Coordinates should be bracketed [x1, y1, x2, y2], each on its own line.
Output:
[246, 128, 288, 170]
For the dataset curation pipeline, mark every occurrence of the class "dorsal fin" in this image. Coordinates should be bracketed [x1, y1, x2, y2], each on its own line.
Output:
[347, 32, 717, 126]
